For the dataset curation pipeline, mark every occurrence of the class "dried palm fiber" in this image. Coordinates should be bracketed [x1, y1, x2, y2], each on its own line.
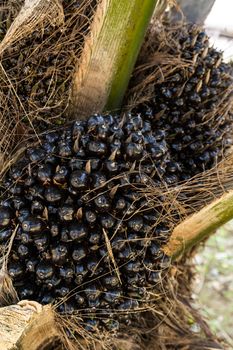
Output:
[0, 0, 63, 54]
[0, 1, 24, 41]
[0, 0, 98, 168]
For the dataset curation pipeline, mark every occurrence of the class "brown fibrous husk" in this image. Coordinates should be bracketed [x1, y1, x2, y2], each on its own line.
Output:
[0, 0, 98, 168]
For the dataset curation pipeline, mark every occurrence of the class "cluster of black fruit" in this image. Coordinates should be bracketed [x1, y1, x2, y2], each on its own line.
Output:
[134, 25, 233, 181]
[0, 0, 93, 123]
[0, 113, 173, 332]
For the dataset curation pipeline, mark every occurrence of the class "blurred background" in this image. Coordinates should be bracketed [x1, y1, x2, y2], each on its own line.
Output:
[205, 0, 233, 61]
[195, 223, 233, 347]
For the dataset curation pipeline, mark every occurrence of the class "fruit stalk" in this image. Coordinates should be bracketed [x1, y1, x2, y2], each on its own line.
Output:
[0, 304, 59, 350]
[72, 0, 159, 119]
[163, 190, 233, 259]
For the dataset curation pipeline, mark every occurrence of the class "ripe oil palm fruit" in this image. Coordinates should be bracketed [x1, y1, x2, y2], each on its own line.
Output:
[133, 24, 233, 181]
[0, 113, 172, 331]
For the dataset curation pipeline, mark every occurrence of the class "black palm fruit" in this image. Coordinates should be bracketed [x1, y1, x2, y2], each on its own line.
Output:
[133, 25, 233, 181]
[0, 113, 173, 331]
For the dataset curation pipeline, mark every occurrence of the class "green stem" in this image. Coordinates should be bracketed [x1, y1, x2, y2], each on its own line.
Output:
[163, 190, 233, 259]
[72, 0, 158, 119]
[104, 0, 158, 112]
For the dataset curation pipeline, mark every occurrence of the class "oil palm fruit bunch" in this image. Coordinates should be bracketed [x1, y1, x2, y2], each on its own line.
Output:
[1, 21, 233, 334]
[0, 113, 173, 332]
[134, 24, 233, 181]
